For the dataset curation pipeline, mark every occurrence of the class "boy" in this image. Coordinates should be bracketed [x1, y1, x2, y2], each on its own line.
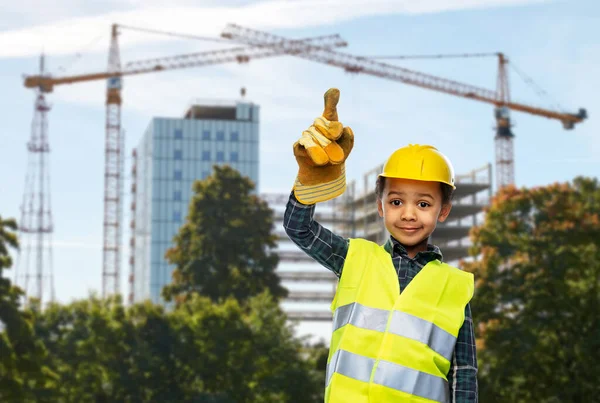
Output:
[284, 89, 478, 402]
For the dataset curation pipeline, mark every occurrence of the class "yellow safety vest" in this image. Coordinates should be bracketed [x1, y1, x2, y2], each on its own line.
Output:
[325, 238, 474, 403]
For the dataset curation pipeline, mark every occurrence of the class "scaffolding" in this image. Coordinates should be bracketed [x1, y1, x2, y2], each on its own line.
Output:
[128, 148, 138, 305]
[265, 163, 492, 322]
[262, 190, 354, 322]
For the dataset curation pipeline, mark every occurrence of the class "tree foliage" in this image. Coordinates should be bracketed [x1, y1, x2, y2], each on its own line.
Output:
[163, 165, 287, 304]
[0, 216, 55, 401]
[463, 177, 600, 402]
[20, 292, 321, 402]
[0, 165, 327, 401]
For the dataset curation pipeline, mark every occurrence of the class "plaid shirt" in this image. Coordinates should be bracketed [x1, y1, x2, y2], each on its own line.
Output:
[283, 192, 478, 403]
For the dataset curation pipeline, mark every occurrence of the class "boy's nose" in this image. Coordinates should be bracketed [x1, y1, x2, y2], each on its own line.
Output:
[401, 206, 417, 221]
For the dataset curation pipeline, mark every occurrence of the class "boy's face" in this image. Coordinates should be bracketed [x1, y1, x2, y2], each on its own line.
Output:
[377, 178, 451, 247]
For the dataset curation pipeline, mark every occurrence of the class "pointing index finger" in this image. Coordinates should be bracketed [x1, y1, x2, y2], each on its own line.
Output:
[322, 88, 340, 122]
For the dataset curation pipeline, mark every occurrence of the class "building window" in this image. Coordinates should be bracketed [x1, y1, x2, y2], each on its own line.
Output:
[231, 132, 239, 142]
[202, 151, 211, 161]
[173, 191, 182, 201]
[202, 130, 211, 140]
[202, 170, 210, 179]
[174, 150, 183, 160]
[216, 131, 225, 141]
[216, 151, 224, 162]
[174, 170, 182, 180]
[173, 211, 181, 222]
[230, 152, 238, 162]
[174, 129, 183, 139]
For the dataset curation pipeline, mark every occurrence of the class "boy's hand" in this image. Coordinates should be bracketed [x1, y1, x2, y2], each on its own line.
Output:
[293, 88, 354, 204]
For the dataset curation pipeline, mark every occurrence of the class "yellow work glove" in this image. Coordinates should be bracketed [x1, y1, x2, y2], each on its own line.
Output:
[293, 88, 354, 204]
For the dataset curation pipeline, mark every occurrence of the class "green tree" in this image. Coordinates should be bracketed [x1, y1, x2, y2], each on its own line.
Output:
[463, 177, 600, 402]
[170, 291, 322, 402]
[163, 165, 287, 304]
[32, 295, 191, 402]
[0, 216, 55, 402]
[30, 292, 322, 402]
[300, 340, 330, 403]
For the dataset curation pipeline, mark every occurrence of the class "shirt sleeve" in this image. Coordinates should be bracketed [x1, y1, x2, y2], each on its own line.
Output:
[283, 191, 349, 277]
[447, 303, 479, 403]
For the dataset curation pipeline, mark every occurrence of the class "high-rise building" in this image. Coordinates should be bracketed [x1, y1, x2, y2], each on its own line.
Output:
[129, 99, 260, 304]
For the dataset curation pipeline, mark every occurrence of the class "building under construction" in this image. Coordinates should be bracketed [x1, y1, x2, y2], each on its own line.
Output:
[269, 162, 492, 322]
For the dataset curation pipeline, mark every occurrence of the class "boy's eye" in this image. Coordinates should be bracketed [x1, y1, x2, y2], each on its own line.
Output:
[418, 202, 430, 208]
[390, 200, 402, 206]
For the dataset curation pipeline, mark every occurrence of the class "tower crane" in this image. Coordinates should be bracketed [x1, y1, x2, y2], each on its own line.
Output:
[221, 24, 587, 190]
[22, 24, 348, 299]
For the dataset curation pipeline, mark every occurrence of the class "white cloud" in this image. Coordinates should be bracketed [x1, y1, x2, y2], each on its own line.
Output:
[0, 0, 550, 59]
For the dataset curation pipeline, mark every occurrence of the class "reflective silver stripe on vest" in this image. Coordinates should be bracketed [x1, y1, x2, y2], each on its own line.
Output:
[326, 349, 374, 386]
[388, 311, 456, 361]
[326, 349, 449, 403]
[374, 358, 450, 403]
[333, 302, 456, 361]
[332, 302, 389, 333]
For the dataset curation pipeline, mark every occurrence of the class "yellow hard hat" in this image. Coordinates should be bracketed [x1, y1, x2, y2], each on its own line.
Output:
[380, 144, 455, 189]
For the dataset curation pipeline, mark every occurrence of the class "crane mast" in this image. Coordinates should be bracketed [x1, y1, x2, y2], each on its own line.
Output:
[103, 24, 124, 298]
[494, 53, 515, 188]
[14, 55, 56, 306]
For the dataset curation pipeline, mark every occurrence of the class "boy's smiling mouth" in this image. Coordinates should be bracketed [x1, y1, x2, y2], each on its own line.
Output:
[397, 226, 422, 232]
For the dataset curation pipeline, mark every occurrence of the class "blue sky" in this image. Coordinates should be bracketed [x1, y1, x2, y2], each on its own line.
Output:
[1, 0, 598, 340]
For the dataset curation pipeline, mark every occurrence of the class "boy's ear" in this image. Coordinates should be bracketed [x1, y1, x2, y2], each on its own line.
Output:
[377, 198, 384, 217]
[438, 203, 452, 223]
